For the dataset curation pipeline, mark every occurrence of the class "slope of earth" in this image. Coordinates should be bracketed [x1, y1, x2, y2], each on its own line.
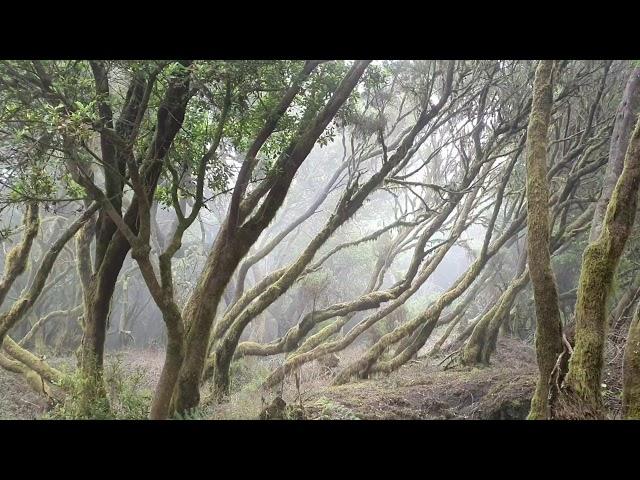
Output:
[0, 367, 50, 419]
[1, 339, 538, 420]
[300, 337, 538, 420]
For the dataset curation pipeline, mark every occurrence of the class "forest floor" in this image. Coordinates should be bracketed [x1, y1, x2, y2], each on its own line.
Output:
[292, 337, 538, 420]
[181, 337, 540, 420]
[0, 363, 49, 419]
[0, 336, 622, 420]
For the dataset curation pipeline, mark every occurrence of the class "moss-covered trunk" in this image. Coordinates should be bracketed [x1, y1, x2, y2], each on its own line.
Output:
[557, 94, 640, 419]
[76, 221, 131, 415]
[462, 270, 528, 366]
[0, 203, 39, 307]
[172, 228, 248, 413]
[150, 307, 184, 420]
[524, 60, 563, 420]
[210, 342, 234, 402]
[172, 62, 371, 414]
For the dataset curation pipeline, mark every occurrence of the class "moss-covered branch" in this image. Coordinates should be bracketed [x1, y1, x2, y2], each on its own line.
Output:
[0, 203, 98, 345]
[0, 203, 39, 306]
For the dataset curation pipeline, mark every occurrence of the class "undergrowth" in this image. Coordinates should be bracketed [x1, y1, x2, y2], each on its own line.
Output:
[46, 355, 152, 420]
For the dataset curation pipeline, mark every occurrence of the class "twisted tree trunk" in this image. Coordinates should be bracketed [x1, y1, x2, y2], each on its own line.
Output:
[172, 61, 371, 413]
[558, 114, 640, 418]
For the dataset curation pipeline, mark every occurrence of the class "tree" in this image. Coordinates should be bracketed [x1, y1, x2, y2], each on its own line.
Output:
[558, 112, 640, 417]
[522, 60, 563, 419]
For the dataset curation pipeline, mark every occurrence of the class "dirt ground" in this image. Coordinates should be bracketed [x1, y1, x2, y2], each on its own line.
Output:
[0, 349, 164, 420]
[1, 338, 543, 420]
[299, 337, 538, 420]
[212, 337, 540, 420]
[0, 366, 49, 419]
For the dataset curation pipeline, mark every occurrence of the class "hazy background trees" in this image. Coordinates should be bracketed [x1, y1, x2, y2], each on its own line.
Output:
[1, 59, 638, 420]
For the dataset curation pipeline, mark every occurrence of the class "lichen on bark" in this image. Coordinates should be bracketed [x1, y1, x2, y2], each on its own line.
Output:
[523, 60, 563, 420]
[560, 96, 640, 418]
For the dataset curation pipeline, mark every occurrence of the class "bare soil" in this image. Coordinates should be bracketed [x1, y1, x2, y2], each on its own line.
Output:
[0, 367, 49, 419]
[299, 337, 537, 420]
[1, 338, 541, 420]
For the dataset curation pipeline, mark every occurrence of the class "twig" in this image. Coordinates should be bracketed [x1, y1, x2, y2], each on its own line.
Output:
[438, 348, 460, 367]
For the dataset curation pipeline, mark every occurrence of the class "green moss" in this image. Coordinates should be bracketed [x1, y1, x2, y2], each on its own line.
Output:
[46, 356, 151, 419]
[312, 396, 360, 420]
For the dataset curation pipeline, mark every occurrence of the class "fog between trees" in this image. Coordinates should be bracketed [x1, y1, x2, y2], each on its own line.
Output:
[0, 60, 639, 420]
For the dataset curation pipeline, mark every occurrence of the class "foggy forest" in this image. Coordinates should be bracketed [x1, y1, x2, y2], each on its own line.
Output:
[0, 59, 639, 421]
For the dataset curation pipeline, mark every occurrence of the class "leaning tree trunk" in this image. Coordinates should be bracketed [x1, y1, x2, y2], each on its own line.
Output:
[0, 204, 97, 406]
[558, 115, 640, 418]
[462, 268, 529, 366]
[589, 67, 640, 241]
[0, 203, 39, 306]
[172, 61, 371, 413]
[524, 60, 563, 420]
[149, 303, 184, 420]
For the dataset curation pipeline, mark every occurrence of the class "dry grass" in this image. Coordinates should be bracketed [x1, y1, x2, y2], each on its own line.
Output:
[0, 338, 539, 420]
[0, 368, 48, 419]
[299, 337, 538, 420]
[205, 338, 538, 420]
[603, 333, 626, 418]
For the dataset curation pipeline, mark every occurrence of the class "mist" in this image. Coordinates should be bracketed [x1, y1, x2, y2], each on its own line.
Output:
[0, 59, 638, 421]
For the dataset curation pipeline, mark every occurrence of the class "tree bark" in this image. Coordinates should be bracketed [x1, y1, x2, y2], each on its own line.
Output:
[523, 60, 563, 420]
[559, 114, 640, 418]
[172, 61, 371, 413]
[77, 63, 192, 414]
[0, 203, 39, 306]
[589, 67, 640, 241]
